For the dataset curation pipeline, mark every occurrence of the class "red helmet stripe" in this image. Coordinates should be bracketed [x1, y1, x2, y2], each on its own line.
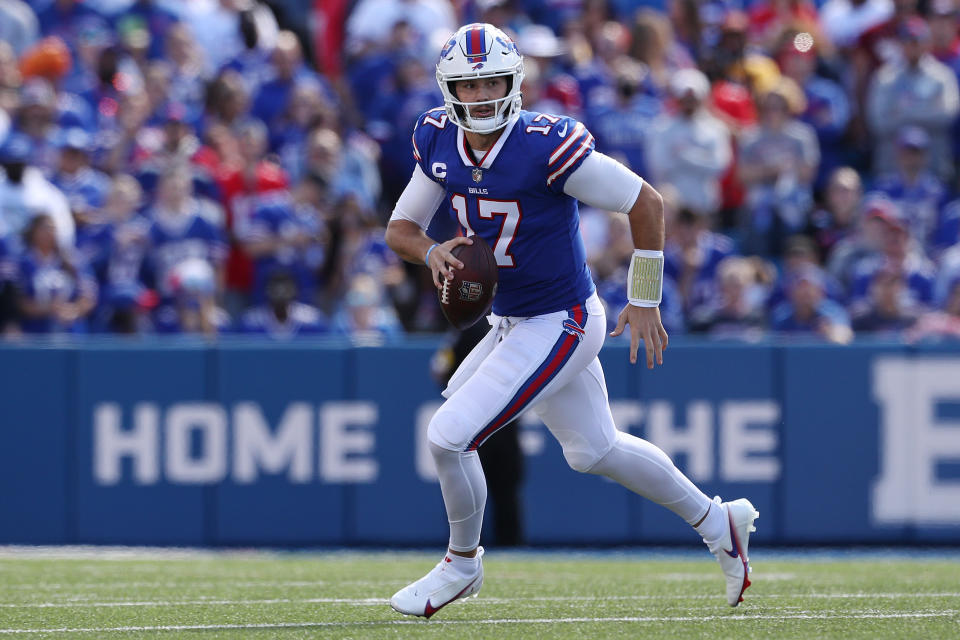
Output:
[467, 25, 486, 62]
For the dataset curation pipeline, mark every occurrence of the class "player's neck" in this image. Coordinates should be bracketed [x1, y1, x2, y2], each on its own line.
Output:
[464, 128, 503, 152]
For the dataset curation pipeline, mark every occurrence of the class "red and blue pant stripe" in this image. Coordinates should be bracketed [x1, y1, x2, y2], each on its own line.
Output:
[465, 304, 587, 451]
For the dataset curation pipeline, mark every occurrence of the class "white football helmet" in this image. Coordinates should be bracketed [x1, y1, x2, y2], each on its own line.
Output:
[436, 23, 524, 134]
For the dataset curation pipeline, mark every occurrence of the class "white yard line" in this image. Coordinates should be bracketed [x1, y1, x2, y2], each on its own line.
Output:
[2, 593, 960, 609]
[0, 612, 957, 634]
[1, 580, 357, 590]
[0, 547, 223, 560]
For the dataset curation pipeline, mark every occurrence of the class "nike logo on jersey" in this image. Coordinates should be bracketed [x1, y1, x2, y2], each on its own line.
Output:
[557, 122, 568, 137]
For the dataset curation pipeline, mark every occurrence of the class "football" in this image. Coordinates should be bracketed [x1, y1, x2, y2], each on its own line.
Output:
[438, 236, 498, 330]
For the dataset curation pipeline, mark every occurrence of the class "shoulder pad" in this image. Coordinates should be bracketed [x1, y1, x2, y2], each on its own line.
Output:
[413, 108, 450, 158]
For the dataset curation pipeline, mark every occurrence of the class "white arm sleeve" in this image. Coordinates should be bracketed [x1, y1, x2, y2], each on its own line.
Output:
[390, 164, 447, 230]
[563, 151, 644, 214]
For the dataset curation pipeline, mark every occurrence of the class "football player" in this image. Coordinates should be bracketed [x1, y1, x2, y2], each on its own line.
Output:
[385, 23, 758, 618]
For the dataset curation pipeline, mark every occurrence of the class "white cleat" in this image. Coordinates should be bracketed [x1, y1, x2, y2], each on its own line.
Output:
[390, 547, 484, 619]
[706, 496, 759, 607]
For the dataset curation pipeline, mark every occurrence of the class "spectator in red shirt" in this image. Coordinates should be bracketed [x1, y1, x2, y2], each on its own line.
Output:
[215, 119, 289, 315]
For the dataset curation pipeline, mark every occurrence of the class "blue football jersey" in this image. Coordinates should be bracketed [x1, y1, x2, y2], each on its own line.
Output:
[18, 249, 98, 333]
[413, 108, 597, 317]
[146, 207, 226, 297]
[245, 193, 321, 305]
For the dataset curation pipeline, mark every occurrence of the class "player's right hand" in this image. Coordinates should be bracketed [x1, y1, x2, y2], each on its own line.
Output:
[610, 304, 669, 369]
[428, 236, 472, 289]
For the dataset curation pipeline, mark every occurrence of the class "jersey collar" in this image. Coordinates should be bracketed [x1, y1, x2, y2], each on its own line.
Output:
[456, 115, 518, 170]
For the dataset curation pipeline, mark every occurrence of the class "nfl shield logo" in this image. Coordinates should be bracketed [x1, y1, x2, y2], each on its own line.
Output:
[459, 281, 483, 302]
[472, 167, 483, 183]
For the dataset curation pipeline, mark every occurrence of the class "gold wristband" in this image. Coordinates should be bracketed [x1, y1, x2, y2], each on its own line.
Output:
[627, 249, 663, 306]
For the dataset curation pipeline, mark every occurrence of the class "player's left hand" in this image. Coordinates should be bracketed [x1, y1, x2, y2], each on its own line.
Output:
[610, 304, 669, 369]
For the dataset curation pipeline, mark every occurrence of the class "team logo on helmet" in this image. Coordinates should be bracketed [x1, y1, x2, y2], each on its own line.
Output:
[494, 35, 518, 54]
[440, 37, 457, 60]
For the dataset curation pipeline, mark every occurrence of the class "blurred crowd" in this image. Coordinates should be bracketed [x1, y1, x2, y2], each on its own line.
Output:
[0, 0, 959, 343]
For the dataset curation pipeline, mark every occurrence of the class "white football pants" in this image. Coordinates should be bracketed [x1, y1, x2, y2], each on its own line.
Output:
[427, 293, 713, 552]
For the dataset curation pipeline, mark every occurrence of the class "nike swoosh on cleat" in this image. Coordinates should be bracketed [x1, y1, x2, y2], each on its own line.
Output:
[423, 576, 480, 619]
[723, 511, 740, 558]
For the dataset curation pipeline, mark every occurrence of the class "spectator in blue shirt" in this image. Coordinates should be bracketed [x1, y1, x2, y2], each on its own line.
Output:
[870, 126, 948, 252]
[60, 16, 114, 97]
[907, 275, 960, 342]
[766, 234, 846, 313]
[333, 272, 402, 343]
[16, 213, 98, 333]
[98, 173, 153, 333]
[236, 267, 328, 339]
[771, 265, 853, 343]
[520, 0, 582, 35]
[143, 163, 226, 303]
[664, 207, 737, 315]
[52, 126, 111, 219]
[826, 194, 895, 295]
[162, 22, 207, 121]
[851, 265, 919, 334]
[590, 205, 686, 335]
[689, 256, 769, 341]
[115, 0, 180, 61]
[14, 78, 62, 178]
[584, 57, 662, 178]
[628, 9, 695, 101]
[153, 255, 230, 335]
[37, 0, 107, 52]
[807, 166, 863, 260]
[933, 197, 960, 263]
[219, 5, 273, 96]
[873, 126, 949, 252]
[200, 69, 250, 137]
[272, 82, 337, 182]
[346, 19, 421, 122]
[251, 30, 333, 131]
[302, 127, 381, 214]
[239, 187, 327, 306]
[848, 208, 936, 315]
[364, 54, 441, 204]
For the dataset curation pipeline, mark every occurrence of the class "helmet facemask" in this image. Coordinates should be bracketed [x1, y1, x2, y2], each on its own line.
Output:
[436, 24, 525, 134]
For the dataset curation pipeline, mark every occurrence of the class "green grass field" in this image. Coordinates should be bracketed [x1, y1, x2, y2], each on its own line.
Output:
[0, 548, 958, 638]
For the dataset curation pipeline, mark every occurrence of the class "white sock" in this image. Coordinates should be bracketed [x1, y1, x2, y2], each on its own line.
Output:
[587, 431, 714, 524]
[430, 442, 487, 553]
[694, 500, 727, 545]
[446, 551, 480, 577]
